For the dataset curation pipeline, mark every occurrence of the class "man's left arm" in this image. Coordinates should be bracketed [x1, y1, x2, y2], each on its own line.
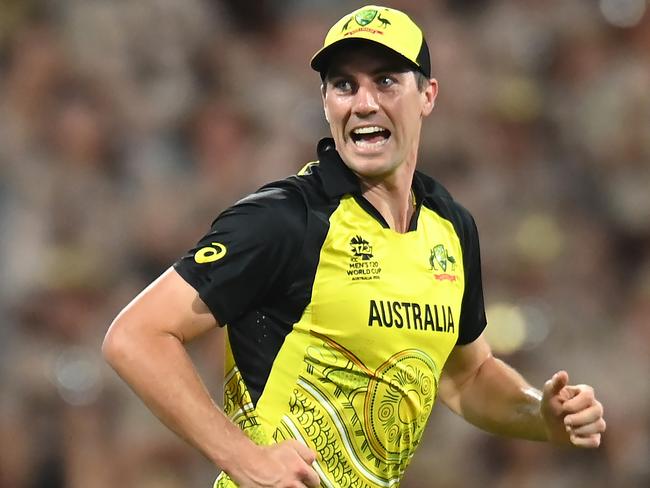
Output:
[438, 333, 606, 447]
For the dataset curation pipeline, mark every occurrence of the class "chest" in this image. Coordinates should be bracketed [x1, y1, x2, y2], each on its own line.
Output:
[303, 197, 465, 369]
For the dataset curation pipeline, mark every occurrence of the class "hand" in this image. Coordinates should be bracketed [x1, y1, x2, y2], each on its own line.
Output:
[541, 370, 606, 448]
[230, 439, 320, 488]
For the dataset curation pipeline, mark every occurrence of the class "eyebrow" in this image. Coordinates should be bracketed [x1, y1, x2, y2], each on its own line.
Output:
[326, 64, 412, 80]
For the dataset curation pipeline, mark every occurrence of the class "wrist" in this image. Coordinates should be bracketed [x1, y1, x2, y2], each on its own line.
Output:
[538, 389, 573, 446]
[210, 424, 258, 475]
[521, 387, 548, 442]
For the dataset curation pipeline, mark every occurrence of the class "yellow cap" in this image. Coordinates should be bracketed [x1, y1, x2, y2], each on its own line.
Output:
[311, 5, 430, 77]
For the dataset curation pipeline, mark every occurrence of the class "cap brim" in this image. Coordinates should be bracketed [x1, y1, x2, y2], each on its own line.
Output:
[311, 38, 424, 79]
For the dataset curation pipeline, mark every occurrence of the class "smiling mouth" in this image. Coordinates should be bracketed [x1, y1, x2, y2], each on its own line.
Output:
[350, 126, 391, 148]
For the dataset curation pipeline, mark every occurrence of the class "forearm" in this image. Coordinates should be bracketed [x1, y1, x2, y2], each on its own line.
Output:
[443, 355, 547, 441]
[102, 322, 252, 471]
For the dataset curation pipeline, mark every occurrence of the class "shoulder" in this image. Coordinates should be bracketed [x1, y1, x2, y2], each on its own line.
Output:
[215, 157, 345, 237]
[415, 171, 477, 235]
[231, 161, 330, 212]
[232, 178, 305, 212]
[219, 176, 309, 232]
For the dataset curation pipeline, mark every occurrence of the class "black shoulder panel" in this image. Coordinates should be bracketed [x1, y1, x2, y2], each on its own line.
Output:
[175, 165, 340, 404]
[415, 171, 487, 345]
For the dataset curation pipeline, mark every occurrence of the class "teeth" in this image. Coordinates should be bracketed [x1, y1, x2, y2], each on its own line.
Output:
[352, 126, 385, 134]
[354, 137, 389, 148]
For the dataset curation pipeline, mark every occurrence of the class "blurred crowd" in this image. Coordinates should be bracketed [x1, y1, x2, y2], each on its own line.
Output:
[0, 0, 648, 487]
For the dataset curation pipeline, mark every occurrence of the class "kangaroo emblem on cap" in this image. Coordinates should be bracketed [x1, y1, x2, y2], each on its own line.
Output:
[377, 13, 391, 28]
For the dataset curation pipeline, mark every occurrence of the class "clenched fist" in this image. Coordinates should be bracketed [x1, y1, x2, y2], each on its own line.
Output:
[541, 370, 606, 448]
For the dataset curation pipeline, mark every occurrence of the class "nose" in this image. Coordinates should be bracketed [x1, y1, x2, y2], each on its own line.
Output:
[352, 83, 379, 117]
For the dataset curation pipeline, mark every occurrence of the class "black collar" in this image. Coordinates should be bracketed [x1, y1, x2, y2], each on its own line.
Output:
[316, 137, 424, 209]
[316, 138, 360, 197]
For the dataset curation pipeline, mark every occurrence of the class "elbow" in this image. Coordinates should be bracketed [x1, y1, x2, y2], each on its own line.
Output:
[102, 315, 135, 370]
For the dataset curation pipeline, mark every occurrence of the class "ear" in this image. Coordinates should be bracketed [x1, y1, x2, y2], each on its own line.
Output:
[321, 84, 330, 123]
[421, 78, 438, 117]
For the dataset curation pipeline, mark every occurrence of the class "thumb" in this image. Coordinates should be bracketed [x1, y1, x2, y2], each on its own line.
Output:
[544, 370, 569, 397]
[288, 440, 317, 464]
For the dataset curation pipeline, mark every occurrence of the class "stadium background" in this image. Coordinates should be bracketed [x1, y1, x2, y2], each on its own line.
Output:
[0, 0, 648, 486]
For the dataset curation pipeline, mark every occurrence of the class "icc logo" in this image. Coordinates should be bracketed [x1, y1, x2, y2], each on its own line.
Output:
[350, 235, 373, 261]
[348, 235, 381, 281]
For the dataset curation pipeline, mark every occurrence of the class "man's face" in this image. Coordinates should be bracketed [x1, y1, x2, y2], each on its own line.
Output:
[322, 43, 437, 180]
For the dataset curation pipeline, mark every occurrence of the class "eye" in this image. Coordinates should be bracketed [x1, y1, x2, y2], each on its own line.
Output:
[377, 76, 396, 87]
[331, 79, 353, 92]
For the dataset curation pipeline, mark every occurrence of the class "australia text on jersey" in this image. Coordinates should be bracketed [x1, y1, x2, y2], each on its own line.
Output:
[368, 299, 455, 332]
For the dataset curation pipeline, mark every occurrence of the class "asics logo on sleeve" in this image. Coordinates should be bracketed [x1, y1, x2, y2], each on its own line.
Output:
[194, 242, 227, 264]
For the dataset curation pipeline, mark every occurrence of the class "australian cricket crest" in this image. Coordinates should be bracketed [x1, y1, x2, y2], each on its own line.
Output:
[342, 8, 392, 32]
[429, 244, 458, 282]
[355, 9, 378, 26]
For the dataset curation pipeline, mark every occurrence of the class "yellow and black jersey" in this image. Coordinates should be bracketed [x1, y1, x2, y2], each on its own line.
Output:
[174, 138, 487, 488]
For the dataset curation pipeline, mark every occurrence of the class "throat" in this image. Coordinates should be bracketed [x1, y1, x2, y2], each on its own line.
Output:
[361, 188, 417, 233]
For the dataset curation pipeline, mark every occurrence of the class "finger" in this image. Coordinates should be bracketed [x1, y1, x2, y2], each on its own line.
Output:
[302, 465, 321, 488]
[289, 440, 317, 465]
[544, 371, 569, 397]
[569, 417, 607, 436]
[569, 432, 601, 448]
[563, 389, 598, 415]
[564, 384, 585, 396]
[565, 402, 604, 428]
[291, 456, 320, 488]
[563, 385, 581, 400]
[290, 442, 320, 487]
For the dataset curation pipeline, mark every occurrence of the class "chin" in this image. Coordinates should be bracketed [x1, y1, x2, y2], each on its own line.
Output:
[346, 157, 396, 179]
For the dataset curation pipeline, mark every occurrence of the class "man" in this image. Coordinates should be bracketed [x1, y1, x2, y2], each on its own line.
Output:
[103, 5, 606, 488]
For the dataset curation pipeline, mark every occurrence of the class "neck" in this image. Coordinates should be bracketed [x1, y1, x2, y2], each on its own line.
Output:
[359, 161, 416, 233]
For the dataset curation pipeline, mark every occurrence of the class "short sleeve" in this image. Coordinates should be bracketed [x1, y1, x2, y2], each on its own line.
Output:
[173, 184, 306, 326]
[456, 208, 487, 345]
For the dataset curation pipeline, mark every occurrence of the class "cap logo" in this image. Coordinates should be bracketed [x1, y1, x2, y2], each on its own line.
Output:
[342, 9, 392, 31]
[355, 9, 378, 27]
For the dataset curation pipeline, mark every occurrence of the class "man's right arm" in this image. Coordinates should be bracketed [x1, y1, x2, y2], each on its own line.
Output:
[102, 267, 319, 487]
